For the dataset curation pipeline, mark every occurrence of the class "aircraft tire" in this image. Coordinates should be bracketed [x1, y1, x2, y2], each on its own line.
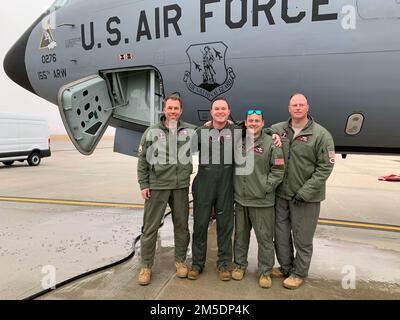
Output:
[2, 161, 14, 166]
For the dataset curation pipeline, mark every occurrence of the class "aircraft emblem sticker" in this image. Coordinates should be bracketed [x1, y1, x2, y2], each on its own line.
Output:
[184, 42, 235, 101]
[39, 17, 57, 50]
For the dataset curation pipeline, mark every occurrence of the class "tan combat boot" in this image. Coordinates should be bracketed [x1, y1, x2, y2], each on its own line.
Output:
[232, 267, 245, 281]
[188, 267, 200, 280]
[283, 275, 304, 289]
[138, 267, 152, 286]
[218, 269, 231, 281]
[175, 262, 188, 278]
[259, 275, 272, 288]
[271, 267, 285, 278]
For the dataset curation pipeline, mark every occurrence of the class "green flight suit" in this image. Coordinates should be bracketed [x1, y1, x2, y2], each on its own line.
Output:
[233, 131, 285, 275]
[191, 122, 241, 272]
[270, 116, 335, 278]
[137, 119, 196, 268]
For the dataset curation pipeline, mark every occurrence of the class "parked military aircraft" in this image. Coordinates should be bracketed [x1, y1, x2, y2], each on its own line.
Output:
[4, 0, 400, 155]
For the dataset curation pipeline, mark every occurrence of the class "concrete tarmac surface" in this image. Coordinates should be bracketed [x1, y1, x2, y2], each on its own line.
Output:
[0, 137, 399, 300]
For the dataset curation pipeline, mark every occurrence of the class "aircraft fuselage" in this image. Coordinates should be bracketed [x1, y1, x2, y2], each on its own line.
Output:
[4, 0, 400, 154]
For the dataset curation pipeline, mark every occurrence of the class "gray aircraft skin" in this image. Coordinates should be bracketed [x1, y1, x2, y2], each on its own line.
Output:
[4, 0, 400, 156]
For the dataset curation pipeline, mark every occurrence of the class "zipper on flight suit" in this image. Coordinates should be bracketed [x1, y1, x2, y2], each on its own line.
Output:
[284, 127, 295, 200]
[285, 125, 313, 199]
[175, 128, 180, 189]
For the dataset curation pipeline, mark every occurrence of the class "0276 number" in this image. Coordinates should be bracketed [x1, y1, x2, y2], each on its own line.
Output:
[41, 54, 57, 64]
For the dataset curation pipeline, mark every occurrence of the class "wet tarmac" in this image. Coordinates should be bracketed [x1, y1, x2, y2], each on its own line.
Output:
[36, 219, 400, 300]
[0, 137, 399, 300]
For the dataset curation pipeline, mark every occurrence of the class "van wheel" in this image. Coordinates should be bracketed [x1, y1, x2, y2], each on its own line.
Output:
[2, 161, 14, 166]
[28, 153, 41, 166]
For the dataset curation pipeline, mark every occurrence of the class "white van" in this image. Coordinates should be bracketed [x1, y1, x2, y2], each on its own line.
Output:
[0, 113, 51, 167]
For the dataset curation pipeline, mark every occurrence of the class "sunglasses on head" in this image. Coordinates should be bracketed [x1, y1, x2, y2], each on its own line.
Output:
[247, 109, 263, 116]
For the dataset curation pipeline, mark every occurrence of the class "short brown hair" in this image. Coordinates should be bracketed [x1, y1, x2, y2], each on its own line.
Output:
[163, 94, 183, 109]
[211, 96, 230, 110]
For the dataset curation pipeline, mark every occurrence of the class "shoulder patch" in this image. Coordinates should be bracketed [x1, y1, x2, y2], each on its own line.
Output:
[328, 151, 336, 164]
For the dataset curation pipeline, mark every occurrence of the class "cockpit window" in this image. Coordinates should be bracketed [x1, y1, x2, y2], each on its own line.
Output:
[51, 0, 70, 11]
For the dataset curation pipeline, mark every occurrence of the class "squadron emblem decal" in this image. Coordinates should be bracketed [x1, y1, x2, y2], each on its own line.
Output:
[39, 17, 57, 50]
[184, 42, 235, 101]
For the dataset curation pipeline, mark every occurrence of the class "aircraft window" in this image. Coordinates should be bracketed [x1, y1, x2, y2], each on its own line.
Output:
[357, 0, 400, 19]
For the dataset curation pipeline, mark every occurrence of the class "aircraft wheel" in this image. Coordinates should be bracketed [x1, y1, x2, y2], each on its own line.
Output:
[2, 161, 14, 166]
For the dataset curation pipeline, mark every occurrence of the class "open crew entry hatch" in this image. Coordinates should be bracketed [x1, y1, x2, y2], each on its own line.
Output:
[58, 68, 164, 155]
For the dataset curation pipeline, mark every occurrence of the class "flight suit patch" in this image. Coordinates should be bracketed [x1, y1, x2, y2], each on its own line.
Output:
[209, 133, 231, 142]
[275, 158, 285, 166]
[281, 131, 289, 140]
[296, 135, 309, 142]
[253, 147, 264, 154]
[157, 132, 166, 141]
[220, 133, 232, 142]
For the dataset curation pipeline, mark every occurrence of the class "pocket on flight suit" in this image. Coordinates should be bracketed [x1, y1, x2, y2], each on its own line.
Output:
[153, 163, 171, 180]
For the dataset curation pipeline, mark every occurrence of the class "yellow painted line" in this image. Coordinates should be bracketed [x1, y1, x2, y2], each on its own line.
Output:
[0, 196, 398, 232]
[318, 219, 400, 232]
[50, 135, 114, 141]
[0, 197, 144, 209]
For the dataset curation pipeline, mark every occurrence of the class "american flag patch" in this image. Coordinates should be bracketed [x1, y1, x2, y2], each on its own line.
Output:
[119, 53, 135, 61]
[275, 159, 285, 166]
[329, 151, 336, 164]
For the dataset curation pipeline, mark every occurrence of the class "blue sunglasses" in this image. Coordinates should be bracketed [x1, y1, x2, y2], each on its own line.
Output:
[247, 109, 263, 116]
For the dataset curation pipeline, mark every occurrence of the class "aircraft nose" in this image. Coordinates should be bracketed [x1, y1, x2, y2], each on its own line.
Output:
[3, 30, 36, 94]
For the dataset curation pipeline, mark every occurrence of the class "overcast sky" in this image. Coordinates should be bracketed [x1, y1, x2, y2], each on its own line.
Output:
[0, 1, 114, 135]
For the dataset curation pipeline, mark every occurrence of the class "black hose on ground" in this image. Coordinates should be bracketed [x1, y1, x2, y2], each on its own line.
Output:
[23, 200, 194, 300]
